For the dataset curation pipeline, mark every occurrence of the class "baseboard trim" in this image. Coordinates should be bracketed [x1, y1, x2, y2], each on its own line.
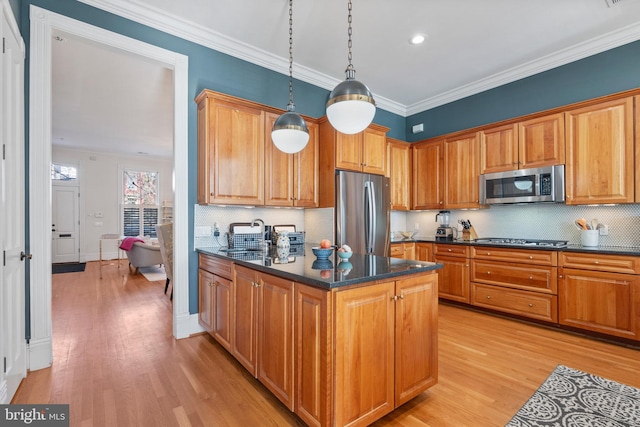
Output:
[174, 312, 205, 339]
[28, 337, 53, 371]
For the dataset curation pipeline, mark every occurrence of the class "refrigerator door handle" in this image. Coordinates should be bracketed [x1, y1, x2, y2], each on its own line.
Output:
[364, 180, 376, 253]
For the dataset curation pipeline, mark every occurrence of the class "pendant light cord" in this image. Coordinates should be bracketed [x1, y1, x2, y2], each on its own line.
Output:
[287, 0, 295, 111]
[345, 0, 355, 79]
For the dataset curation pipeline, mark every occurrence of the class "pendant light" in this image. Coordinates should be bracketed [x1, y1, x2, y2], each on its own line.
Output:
[271, 0, 310, 154]
[326, 0, 376, 135]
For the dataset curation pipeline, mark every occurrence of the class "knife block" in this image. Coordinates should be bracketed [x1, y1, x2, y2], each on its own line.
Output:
[461, 226, 478, 241]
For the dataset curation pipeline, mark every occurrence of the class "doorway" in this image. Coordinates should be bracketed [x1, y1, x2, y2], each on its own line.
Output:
[28, 5, 190, 371]
[52, 183, 80, 264]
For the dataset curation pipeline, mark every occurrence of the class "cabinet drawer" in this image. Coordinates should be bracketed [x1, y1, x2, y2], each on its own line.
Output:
[559, 252, 640, 274]
[471, 260, 557, 294]
[390, 244, 404, 257]
[471, 283, 557, 323]
[434, 244, 469, 258]
[199, 254, 233, 278]
[471, 247, 557, 266]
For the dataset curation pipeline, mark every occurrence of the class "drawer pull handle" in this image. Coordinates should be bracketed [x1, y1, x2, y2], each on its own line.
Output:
[487, 252, 491, 256]
[528, 303, 534, 307]
[487, 271, 491, 275]
[529, 256, 533, 259]
[594, 261, 599, 264]
[529, 276, 533, 280]
[448, 249, 452, 252]
[486, 295, 491, 299]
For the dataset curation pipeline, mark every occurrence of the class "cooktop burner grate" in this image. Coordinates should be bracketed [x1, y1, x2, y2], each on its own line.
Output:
[474, 238, 568, 248]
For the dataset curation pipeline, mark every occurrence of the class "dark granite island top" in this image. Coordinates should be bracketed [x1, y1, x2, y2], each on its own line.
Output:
[196, 243, 442, 289]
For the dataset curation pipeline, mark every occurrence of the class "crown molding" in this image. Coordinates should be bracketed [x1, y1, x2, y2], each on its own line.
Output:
[78, 0, 640, 117]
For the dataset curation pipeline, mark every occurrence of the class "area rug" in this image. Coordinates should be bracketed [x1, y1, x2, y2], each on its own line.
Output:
[506, 365, 640, 426]
[138, 265, 166, 282]
[52, 262, 86, 274]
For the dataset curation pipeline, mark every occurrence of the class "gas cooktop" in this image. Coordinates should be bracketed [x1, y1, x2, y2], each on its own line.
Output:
[473, 238, 568, 248]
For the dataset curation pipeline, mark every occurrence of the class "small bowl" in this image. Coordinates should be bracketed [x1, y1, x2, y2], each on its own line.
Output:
[400, 231, 418, 240]
[312, 247, 334, 260]
[337, 251, 353, 260]
[311, 259, 333, 270]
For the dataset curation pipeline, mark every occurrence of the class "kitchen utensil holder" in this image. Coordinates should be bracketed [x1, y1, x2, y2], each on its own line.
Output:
[580, 230, 599, 247]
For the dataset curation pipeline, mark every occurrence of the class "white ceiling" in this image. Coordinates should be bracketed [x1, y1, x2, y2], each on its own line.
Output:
[54, 0, 640, 158]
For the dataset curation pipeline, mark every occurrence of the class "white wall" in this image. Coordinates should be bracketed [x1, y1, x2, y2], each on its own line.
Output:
[52, 146, 173, 261]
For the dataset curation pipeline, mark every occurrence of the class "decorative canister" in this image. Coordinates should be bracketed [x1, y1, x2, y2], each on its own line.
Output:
[276, 231, 290, 250]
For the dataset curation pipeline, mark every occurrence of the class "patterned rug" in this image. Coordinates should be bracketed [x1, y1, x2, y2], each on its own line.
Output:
[506, 365, 640, 427]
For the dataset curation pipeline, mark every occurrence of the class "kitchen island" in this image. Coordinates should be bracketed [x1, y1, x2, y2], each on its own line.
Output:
[197, 245, 442, 427]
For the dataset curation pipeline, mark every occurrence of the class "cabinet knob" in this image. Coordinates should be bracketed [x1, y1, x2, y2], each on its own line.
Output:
[529, 256, 533, 259]
[529, 276, 533, 280]
[487, 271, 491, 275]
[486, 252, 491, 256]
[594, 261, 599, 264]
[486, 295, 491, 299]
[528, 303, 534, 307]
[448, 248, 452, 252]
[439, 201, 443, 205]
[559, 275, 563, 279]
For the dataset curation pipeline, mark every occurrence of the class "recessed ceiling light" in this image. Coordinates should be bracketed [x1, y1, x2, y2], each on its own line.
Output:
[409, 34, 427, 45]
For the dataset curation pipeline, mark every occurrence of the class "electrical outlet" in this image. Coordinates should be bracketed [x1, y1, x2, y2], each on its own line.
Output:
[599, 224, 609, 236]
[214, 222, 220, 232]
[414, 223, 419, 231]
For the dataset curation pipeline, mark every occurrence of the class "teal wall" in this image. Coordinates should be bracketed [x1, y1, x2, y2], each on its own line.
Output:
[406, 40, 640, 142]
[18, 0, 404, 314]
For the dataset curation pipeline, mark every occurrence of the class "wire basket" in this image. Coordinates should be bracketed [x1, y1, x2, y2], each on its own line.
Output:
[227, 232, 264, 250]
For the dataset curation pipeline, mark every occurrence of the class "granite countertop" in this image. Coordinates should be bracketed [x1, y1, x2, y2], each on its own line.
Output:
[197, 243, 442, 289]
[391, 237, 640, 256]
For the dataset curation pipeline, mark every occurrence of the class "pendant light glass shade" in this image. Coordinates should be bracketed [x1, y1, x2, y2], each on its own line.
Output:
[272, 109, 309, 154]
[326, 0, 376, 134]
[271, 0, 309, 154]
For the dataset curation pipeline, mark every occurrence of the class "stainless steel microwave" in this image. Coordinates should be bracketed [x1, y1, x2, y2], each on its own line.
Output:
[479, 165, 565, 205]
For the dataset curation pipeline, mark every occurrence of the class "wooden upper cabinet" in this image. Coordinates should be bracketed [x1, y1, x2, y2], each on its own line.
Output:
[388, 138, 411, 210]
[565, 97, 634, 205]
[412, 139, 444, 210]
[518, 112, 565, 169]
[636, 96, 640, 203]
[196, 91, 265, 205]
[479, 123, 518, 174]
[265, 113, 319, 207]
[335, 132, 362, 171]
[361, 127, 387, 175]
[444, 132, 483, 209]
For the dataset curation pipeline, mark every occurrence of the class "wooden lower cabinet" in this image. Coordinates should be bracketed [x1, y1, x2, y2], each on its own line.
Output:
[198, 269, 215, 333]
[233, 265, 259, 375]
[415, 242, 433, 262]
[198, 255, 233, 351]
[559, 268, 640, 340]
[433, 244, 470, 303]
[390, 242, 415, 260]
[334, 273, 439, 427]
[471, 283, 557, 322]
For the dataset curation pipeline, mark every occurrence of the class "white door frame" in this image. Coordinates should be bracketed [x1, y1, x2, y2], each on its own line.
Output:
[29, 5, 193, 370]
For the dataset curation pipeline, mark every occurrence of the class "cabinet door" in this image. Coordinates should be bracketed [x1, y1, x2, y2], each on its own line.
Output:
[233, 265, 259, 376]
[197, 101, 211, 204]
[295, 284, 331, 427]
[518, 113, 565, 169]
[415, 243, 433, 262]
[404, 243, 415, 260]
[433, 254, 469, 303]
[210, 99, 265, 205]
[565, 97, 634, 204]
[444, 132, 482, 209]
[388, 139, 411, 210]
[480, 123, 518, 174]
[395, 273, 438, 405]
[390, 243, 404, 258]
[198, 269, 214, 332]
[559, 268, 640, 340]
[334, 282, 395, 426]
[335, 132, 362, 172]
[213, 275, 233, 351]
[265, 112, 294, 207]
[258, 273, 295, 410]
[362, 127, 387, 175]
[412, 140, 444, 209]
[293, 121, 319, 207]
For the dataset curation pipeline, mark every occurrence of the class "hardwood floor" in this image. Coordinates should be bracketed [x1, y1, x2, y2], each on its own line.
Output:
[13, 261, 640, 426]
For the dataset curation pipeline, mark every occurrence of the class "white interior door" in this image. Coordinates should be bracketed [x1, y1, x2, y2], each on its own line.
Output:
[52, 185, 80, 263]
[0, 4, 27, 404]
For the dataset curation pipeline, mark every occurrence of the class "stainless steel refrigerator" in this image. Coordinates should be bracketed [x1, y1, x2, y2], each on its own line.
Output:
[336, 170, 390, 256]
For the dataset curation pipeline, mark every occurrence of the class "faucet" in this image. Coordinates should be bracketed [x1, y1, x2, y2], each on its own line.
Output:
[251, 218, 265, 234]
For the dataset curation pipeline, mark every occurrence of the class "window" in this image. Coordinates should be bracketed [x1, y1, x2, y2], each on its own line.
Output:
[51, 164, 77, 182]
[121, 169, 159, 238]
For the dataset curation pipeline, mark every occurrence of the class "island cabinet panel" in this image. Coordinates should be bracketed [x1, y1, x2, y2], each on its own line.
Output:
[294, 284, 332, 427]
[232, 265, 260, 376]
[412, 139, 444, 210]
[395, 274, 438, 406]
[334, 281, 396, 427]
[198, 269, 215, 333]
[565, 96, 634, 205]
[558, 268, 640, 340]
[257, 273, 295, 410]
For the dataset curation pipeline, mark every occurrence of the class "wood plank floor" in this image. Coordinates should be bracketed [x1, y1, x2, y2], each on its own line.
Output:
[12, 261, 640, 426]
